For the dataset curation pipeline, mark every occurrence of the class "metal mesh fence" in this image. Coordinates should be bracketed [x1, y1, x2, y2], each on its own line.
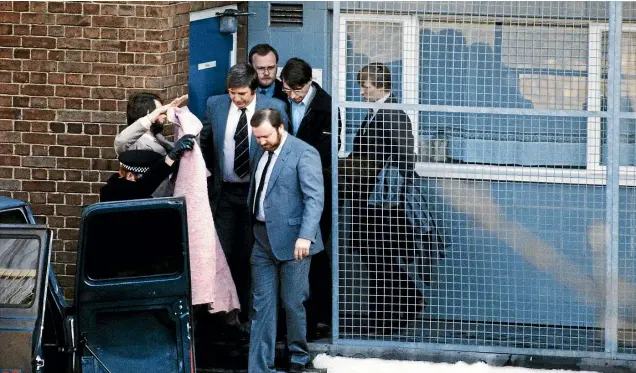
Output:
[333, 1, 636, 358]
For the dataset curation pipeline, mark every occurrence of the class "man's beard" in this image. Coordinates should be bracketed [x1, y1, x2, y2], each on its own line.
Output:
[259, 79, 275, 89]
[265, 131, 282, 151]
[150, 121, 164, 135]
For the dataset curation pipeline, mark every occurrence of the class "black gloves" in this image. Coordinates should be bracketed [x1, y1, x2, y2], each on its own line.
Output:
[167, 134, 196, 161]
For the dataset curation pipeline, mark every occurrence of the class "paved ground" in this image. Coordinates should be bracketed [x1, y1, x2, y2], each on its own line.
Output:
[194, 334, 329, 372]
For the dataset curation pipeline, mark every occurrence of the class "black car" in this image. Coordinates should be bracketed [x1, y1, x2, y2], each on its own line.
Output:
[0, 196, 195, 373]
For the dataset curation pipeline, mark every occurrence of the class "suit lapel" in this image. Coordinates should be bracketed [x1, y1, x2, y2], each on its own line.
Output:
[296, 83, 324, 135]
[265, 136, 292, 198]
[249, 146, 265, 209]
[215, 96, 231, 169]
[360, 94, 396, 135]
[251, 96, 264, 160]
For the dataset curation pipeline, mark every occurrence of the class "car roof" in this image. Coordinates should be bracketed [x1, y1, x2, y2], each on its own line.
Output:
[0, 196, 28, 210]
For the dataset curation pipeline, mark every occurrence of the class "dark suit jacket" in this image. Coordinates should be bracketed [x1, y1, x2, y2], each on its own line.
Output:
[200, 93, 289, 211]
[248, 135, 324, 261]
[352, 94, 414, 177]
[287, 82, 341, 172]
[272, 79, 289, 110]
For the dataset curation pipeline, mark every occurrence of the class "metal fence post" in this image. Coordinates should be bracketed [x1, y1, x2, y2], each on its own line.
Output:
[331, 0, 341, 343]
[605, 0, 622, 357]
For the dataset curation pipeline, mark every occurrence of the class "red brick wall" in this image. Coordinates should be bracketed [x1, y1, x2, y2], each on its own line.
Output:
[0, 1, 246, 298]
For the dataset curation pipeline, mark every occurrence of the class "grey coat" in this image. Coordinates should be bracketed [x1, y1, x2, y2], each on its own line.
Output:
[114, 115, 169, 156]
[248, 135, 324, 261]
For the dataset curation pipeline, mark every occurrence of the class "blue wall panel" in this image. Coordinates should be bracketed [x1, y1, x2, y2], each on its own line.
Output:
[421, 180, 624, 327]
[247, 2, 332, 91]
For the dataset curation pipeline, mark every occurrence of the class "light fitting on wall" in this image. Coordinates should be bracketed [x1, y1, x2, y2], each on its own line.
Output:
[216, 8, 254, 34]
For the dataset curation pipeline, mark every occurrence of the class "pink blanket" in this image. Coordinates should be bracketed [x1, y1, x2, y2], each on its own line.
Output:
[169, 107, 240, 314]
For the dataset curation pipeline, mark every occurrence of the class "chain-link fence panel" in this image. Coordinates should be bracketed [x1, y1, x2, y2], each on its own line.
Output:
[333, 1, 636, 359]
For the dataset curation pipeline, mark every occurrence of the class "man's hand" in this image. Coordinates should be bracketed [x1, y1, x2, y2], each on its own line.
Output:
[148, 94, 189, 124]
[169, 94, 188, 107]
[294, 238, 311, 260]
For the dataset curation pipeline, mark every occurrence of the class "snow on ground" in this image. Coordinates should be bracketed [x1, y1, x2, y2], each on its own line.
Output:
[312, 354, 600, 373]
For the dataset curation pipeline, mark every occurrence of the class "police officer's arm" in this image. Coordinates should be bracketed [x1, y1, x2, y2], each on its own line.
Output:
[135, 134, 195, 196]
[134, 157, 176, 197]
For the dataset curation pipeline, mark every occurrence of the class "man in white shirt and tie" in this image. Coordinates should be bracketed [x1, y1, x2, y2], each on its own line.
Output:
[201, 64, 289, 332]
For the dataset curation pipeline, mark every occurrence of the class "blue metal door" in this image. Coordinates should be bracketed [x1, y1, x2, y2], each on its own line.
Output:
[189, 11, 234, 122]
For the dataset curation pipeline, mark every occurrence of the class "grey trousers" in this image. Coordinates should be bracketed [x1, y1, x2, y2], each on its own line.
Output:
[248, 222, 311, 373]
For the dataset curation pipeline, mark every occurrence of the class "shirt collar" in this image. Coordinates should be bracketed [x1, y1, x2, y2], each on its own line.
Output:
[272, 131, 288, 157]
[230, 95, 257, 114]
[372, 93, 391, 114]
[290, 83, 316, 107]
[259, 84, 275, 97]
[377, 93, 391, 104]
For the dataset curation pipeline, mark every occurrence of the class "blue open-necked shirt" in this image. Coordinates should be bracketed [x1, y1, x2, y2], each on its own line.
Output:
[289, 84, 316, 135]
[259, 83, 275, 98]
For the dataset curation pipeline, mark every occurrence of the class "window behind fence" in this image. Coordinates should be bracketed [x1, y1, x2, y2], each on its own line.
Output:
[335, 1, 636, 358]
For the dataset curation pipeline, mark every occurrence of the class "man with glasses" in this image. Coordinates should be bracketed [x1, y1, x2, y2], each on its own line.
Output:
[248, 44, 289, 108]
[280, 57, 340, 340]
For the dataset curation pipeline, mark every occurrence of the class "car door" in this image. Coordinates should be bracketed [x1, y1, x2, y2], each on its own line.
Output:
[0, 226, 52, 373]
[75, 197, 194, 373]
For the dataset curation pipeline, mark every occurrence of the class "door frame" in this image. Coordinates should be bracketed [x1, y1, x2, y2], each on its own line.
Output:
[189, 4, 238, 66]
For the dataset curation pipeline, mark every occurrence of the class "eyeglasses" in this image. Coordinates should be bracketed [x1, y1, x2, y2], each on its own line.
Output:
[255, 66, 276, 73]
[282, 82, 309, 95]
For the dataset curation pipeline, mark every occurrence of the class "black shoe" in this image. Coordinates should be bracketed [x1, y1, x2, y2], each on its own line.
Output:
[289, 362, 305, 373]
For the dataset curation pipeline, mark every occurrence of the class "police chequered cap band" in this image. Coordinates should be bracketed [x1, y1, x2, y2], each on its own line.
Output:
[121, 164, 150, 174]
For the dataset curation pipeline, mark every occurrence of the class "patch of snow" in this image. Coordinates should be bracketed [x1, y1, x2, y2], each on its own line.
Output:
[312, 354, 600, 373]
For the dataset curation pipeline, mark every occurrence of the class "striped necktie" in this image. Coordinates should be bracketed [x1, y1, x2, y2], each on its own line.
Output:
[233, 108, 250, 178]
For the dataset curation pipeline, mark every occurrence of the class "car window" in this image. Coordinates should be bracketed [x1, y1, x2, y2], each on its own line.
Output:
[0, 208, 28, 224]
[83, 207, 185, 280]
[0, 237, 39, 306]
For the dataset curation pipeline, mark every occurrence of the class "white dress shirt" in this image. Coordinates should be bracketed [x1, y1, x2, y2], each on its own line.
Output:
[253, 131, 288, 222]
[223, 97, 257, 183]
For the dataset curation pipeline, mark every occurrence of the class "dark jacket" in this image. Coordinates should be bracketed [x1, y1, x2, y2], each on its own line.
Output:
[200, 93, 289, 212]
[272, 79, 290, 110]
[288, 82, 341, 172]
[352, 94, 414, 179]
[100, 160, 173, 202]
[287, 82, 340, 240]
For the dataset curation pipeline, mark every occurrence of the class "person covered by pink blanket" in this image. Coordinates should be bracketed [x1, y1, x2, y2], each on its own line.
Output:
[168, 103, 241, 316]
